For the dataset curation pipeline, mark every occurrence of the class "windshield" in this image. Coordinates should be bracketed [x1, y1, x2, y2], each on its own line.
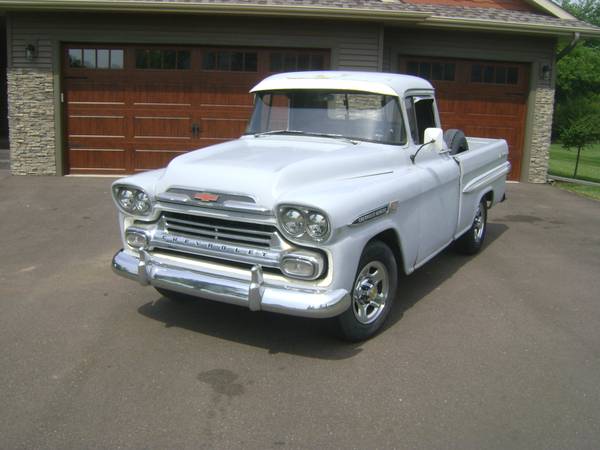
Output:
[246, 90, 406, 145]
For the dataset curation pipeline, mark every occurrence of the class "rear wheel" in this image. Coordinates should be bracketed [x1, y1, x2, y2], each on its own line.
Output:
[456, 199, 487, 254]
[337, 241, 398, 342]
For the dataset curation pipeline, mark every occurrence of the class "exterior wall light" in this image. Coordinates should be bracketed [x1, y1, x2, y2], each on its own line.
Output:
[25, 43, 37, 61]
[540, 64, 552, 82]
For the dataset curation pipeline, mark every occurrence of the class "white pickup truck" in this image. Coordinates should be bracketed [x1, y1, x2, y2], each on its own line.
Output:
[111, 71, 510, 341]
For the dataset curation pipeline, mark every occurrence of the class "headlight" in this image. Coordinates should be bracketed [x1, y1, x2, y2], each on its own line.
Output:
[113, 186, 153, 216]
[277, 205, 331, 243]
[282, 208, 306, 236]
[306, 212, 329, 240]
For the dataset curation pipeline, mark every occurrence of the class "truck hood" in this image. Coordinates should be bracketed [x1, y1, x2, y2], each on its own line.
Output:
[154, 135, 396, 208]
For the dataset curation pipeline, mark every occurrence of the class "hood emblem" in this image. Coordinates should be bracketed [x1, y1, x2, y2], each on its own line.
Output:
[193, 192, 220, 202]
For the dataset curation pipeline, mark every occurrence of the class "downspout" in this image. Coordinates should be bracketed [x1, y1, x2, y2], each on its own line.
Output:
[556, 32, 580, 61]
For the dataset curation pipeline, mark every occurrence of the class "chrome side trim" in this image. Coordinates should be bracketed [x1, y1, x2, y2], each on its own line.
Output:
[463, 161, 511, 194]
[112, 250, 349, 319]
[350, 201, 398, 226]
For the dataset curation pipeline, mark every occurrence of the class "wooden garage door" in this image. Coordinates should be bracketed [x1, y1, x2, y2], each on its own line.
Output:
[63, 45, 329, 174]
[399, 56, 529, 180]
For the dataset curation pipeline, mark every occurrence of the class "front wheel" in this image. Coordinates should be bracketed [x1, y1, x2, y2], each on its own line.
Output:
[456, 199, 487, 254]
[337, 241, 398, 342]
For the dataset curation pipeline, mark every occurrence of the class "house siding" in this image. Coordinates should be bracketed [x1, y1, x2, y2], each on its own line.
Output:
[6, 12, 382, 175]
[384, 28, 556, 182]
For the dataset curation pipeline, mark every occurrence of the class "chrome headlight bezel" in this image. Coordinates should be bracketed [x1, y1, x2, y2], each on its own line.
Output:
[112, 185, 154, 217]
[277, 204, 331, 243]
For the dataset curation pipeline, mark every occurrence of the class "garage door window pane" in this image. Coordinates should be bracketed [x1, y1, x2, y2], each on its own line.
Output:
[431, 63, 443, 80]
[149, 50, 162, 69]
[83, 49, 96, 69]
[97, 49, 109, 69]
[298, 54, 310, 70]
[507, 67, 518, 84]
[177, 51, 191, 70]
[483, 66, 494, 83]
[270, 53, 282, 71]
[284, 54, 296, 71]
[231, 52, 244, 71]
[218, 51, 231, 71]
[135, 50, 148, 68]
[419, 62, 431, 79]
[495, 66, 506, 84]
[68, 49, 83, 68]
[407, 62, 419, 76]
[203, 52, 216, 70]
[310, 54, 324, 70]
[110, 50, 124, 69]
[444, 63, 455, 81]
[471, 64, 482, 82]
[245, 52, 257, 72]
[163, 50, 176, 69]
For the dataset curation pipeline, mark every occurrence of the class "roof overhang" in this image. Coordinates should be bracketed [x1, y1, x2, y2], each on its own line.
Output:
[0, 0, 598, 38]
[421, 16, 600, 38]
[0, 1, 430, 23]
[522, 0, 576, 20]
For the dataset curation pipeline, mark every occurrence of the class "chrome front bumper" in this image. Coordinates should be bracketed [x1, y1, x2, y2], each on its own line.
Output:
[112, 249, 350, 319]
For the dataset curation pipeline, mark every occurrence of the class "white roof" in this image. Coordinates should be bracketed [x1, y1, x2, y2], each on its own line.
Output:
[250, 71, 434, 97]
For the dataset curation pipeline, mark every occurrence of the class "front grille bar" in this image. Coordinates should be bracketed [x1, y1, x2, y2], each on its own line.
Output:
[162, 211, 276, 249]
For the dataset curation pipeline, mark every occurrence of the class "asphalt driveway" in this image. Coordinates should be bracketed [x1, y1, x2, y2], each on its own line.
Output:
[0, 175, 599, 449]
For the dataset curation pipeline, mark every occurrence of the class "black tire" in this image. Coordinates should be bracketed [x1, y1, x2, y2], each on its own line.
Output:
[154, 287, 194, 303]
[456, 199, 487, 255]
[444, 129, 468, 155]
[337, 241, 398, 342]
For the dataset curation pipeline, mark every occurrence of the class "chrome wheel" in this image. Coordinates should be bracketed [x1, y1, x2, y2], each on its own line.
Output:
[352, 261, 389, 325]
[473, 204, 485, 243]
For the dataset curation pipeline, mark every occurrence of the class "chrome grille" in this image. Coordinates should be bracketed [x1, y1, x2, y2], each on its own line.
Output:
[162, 211, 276, 248]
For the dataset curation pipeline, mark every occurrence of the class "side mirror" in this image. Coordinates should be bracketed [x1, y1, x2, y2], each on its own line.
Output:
[423, 128, 444, 153]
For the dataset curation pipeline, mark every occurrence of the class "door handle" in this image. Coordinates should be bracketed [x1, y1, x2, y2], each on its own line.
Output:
[191, 122, 202, 138]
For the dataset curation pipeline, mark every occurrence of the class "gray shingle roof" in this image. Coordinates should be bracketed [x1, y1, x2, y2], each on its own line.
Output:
[109, 0, 600, 32]
[2, 0, 599, 35]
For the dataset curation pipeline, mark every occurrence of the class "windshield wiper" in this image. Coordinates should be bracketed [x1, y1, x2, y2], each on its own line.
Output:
[254, 130, 358, 145]
[253, 130, 308, 137]
[303, 132, 359, 145]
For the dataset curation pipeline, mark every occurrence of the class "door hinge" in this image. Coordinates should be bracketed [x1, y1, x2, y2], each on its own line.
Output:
[60, 93, 64, 103]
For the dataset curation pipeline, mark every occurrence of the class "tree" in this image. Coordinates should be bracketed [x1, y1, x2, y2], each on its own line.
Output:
[553, 1, 600, 137]
[555, 95, 600, 177]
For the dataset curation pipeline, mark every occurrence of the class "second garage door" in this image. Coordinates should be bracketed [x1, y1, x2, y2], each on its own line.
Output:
[63, 45, 329, 174]
[399, 56, 529, 181]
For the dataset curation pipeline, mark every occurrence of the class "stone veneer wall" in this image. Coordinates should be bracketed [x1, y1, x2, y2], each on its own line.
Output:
[527, 75, 555, 183]
[7, 68, 56, 175]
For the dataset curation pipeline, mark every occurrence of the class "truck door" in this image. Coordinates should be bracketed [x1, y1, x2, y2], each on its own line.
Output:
[405, 96, 460, 263]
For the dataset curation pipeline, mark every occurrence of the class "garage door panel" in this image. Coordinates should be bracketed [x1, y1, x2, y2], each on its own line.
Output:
[133, 115, 192, 140]
[131, 83, 194, 107]
[68, 115, 127, 139]
[65, 82, 127, 105]
[200, 118, 247, 140]
[133, 148, 191, 172]
[68, 147, 128, 173]
[200, 86, 255, 108]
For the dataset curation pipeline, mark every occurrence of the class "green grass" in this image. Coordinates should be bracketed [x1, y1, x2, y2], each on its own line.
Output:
[548, 143, 600, 183]
[554, 181, 600, 201]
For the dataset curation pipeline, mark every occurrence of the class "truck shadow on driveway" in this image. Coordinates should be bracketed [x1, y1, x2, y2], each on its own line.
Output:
[137, 222, 507, 360]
